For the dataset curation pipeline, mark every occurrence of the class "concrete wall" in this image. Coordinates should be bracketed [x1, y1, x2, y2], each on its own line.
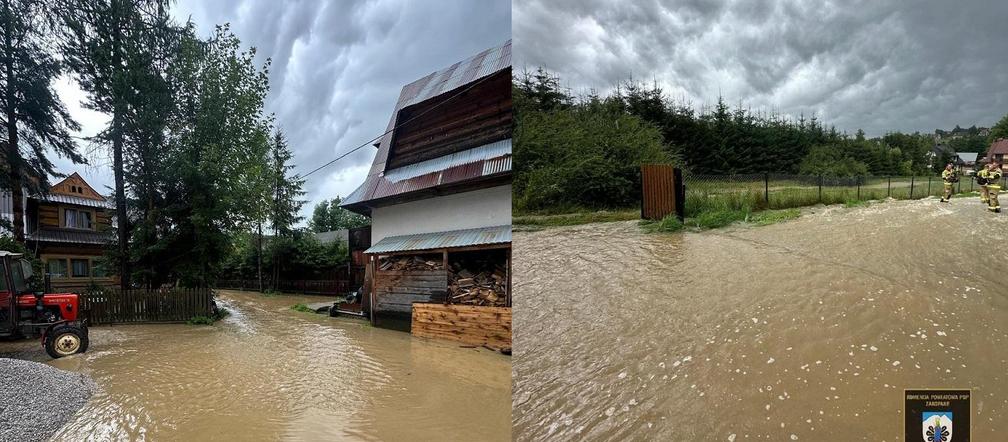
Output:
[371, 184, 511, 243]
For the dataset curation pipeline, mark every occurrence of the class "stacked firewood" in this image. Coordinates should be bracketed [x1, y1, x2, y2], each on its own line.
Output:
[447, 262, 507, 306]
[379, 256, 443, 271]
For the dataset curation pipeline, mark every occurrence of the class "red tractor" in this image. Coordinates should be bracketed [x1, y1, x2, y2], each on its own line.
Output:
[0, 251, 89, 358]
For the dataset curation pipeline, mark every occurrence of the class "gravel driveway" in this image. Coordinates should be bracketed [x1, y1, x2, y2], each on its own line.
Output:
[0, 358, 96, 442]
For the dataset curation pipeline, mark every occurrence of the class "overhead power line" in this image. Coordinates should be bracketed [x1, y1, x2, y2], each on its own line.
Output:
[297, 71, 500, 180]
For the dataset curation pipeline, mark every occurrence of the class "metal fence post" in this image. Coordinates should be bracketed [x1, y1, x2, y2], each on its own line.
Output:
[910, 175, 915, 199]
[857, 178, 861, 200]
[887, 176, 891, 197]
[818, 175, 823, 203]
[764, 172, 769, 205]
[927, 176, 931, 196]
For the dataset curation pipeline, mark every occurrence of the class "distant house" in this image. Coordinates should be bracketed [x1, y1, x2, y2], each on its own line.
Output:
[342, 40, 512, 333]
[985, 138, 1008, 170]
[22, 173, 116, 292]
[927, 143, 957, 169]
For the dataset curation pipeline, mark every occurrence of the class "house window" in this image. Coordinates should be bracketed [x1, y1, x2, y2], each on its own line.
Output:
[71, 259, 89, 278]
[64, 208, 93, 230]
[48, 259, 68, 278]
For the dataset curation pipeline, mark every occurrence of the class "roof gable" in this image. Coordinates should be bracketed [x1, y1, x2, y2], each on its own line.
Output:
[342, 40, 512, 212]
[50, 172, 104, 201]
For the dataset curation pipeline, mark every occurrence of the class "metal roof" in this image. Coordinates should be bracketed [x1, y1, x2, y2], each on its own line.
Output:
[30, 193, 113, 209]
[399, 40, 511, 110]
[27, 228, 112, 245]
[383, 139, 511, 182]
[365, 224, 511, 254]
[341, 40, 511, 212]
[344, 139, 511, 211]
[957, 152, 979, 164]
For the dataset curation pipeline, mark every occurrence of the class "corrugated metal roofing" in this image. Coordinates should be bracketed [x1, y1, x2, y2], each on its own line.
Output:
[383, 139, 511, 182]
[31, 193, 113, 209]
[27, 228, 111, 245]
[365, 224, 511, 254]
[399, 41, 511, 109]
[341, 39, 511, 211]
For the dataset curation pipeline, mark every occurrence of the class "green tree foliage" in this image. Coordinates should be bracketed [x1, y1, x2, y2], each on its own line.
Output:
[268, 129, 305, 236]
[308, 196, 368, 232]
[516, 68, 953, 213]
[220, 230, 347, 281]
[798, 146, 869, 176]
[989, 113, 1008, 143]
[61, 0, 173, 288]
[513, 70, 669, 211]
[0, 0, 86, 241]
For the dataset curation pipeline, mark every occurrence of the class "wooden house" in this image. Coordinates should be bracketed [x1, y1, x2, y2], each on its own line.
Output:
[341, 40, 511, 349]
[24, 173, 116, 292]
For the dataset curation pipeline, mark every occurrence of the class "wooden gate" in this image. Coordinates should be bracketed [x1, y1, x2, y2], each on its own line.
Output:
[641, 164, 684, 220]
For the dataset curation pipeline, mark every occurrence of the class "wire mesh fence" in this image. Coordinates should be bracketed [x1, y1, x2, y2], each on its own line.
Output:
[682, 172, 1006, 217]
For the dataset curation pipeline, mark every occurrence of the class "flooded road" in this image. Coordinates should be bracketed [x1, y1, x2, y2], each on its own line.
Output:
[1, 290, 510, 441]
[513, 197, 1008, 441]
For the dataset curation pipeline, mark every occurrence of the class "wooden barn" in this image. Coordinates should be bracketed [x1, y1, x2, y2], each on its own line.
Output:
[341, 40, 512, 350]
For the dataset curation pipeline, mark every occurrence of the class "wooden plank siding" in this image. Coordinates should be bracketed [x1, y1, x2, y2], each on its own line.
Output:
[373, 269, 447, 314]
[386, 70, 512, 169]
[411, 303, 511, 350]
[79, 287, 214, 324]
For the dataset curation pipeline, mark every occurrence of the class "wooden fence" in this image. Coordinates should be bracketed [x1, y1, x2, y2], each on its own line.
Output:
[215, 279, 350, 295]
[79, 287, 214, 325]
[641, 164, 684, 220]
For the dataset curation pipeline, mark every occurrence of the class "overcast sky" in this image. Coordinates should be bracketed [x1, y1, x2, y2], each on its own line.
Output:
[52, 0, 510, 223]
[515, 0, 1008, 137]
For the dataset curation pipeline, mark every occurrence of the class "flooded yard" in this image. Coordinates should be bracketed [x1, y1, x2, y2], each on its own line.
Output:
[513, 197, 1008, 440]
[1, 290, 510, 441]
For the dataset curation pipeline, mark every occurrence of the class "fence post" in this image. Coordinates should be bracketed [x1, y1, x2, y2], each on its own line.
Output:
[764, 172, 769, 206]
[887, 176, 891, 197]
[818, 175, 823, 203]
[910, 175, 915, 199]
[857, 178, 861, 200]
[927, 176, 931, 196]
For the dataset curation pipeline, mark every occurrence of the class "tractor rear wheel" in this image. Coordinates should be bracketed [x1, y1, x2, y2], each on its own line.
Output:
[44, 324, 89, 359]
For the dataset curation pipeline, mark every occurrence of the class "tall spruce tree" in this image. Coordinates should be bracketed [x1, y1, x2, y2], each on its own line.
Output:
[1, 0, 85, 241]
[60, 0, 169, 288]
[267, 129, 304, 286]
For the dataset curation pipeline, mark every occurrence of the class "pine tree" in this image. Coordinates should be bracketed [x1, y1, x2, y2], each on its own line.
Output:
[1, 0, 86, 241]
[60, 0, 170, 288]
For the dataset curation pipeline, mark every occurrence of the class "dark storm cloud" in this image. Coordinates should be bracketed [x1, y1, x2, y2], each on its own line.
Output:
[174, 0, 510, 219]
[57, 0, 510, 219]
[514, 0, 1008, 136]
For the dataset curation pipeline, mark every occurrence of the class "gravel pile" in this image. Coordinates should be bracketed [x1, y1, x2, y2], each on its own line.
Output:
[0, 358, 96, 442]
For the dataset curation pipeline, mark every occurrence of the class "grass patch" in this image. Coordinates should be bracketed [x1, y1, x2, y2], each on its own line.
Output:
[513, 209, 639, 228]
[844, 199, 869, 208]
[689, 208, 750, 229]
[640, 214, 684, 233]
[291, 303, 316, 314]
[747, 208, 801, 225]
[187, 306, 231, 325]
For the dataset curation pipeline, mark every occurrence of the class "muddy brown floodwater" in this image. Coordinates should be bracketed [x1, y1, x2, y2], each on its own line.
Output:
[513, 197, 1008, 441]
[1, 290, 510, 441]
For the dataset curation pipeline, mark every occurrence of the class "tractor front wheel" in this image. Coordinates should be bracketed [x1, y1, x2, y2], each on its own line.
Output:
[44, 324, 89, 359]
